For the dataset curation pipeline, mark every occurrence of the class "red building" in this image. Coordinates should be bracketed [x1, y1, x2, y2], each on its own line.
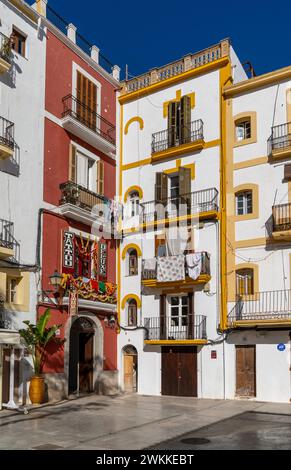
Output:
[38, 6, 120, 401]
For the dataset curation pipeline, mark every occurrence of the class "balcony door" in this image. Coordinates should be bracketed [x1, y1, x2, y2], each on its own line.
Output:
[168, 295, 189, 340]
[76, 71, 97, 131]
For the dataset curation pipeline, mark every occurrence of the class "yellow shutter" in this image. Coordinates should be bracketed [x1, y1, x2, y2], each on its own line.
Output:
[69, 144, 77, 182]
[97, 160, 104, 195]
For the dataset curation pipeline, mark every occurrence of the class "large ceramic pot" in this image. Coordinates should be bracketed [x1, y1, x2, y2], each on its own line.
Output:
[29, 376, 45, 405]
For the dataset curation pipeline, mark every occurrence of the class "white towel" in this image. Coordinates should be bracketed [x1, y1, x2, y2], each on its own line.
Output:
[143, 258, 157, 271]
[186, 253, 202, 280]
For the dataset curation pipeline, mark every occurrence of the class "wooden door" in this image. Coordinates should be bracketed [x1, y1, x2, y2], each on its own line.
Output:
[162, 346, 197, 397]
[236, 345, 256, 397]
[124, 354, 134, 392]
[76, 71, 97, 129]
[2, 348, 10, 404]
[79, 333, 93, 393]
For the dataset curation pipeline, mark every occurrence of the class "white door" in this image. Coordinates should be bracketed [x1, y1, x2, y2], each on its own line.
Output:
[168, 295, 189, 340]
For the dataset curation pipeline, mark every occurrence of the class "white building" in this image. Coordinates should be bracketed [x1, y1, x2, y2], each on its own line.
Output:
[0, 0, 46, 409]
[117, 39, 248, 398]
[224, 66, 291, 403]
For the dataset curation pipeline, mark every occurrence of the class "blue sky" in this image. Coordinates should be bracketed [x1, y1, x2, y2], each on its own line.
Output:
[28, 0, 290, 79]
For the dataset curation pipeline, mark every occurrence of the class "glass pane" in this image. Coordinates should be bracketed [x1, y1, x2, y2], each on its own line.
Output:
[182, 296, 188, 305]
[171, 297, 179, 306]
[246, 192, 253, 213]
[236, 124, 244, 141]
[181, 316, 188, 326]
[171, 317, 179, 327]
[171, 307, 179, 317]
[182, 306, 188, 316]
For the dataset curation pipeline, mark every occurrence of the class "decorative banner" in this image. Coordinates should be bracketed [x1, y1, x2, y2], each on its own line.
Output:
[63, 231, 74, 268]
[69, 290, 78, 316]
[99, 242, 107, 278]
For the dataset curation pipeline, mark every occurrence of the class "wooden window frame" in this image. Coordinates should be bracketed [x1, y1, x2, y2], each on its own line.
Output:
[234, 184, 259, 221]
[11, 27, 26, 57]
[127, 299, 138, 326]
[233, 112, 257, 147]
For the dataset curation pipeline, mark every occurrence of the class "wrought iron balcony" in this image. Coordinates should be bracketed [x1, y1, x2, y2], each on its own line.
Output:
[152, 119, 204, 154]
[0, 219, 18, 259]
[228, 290, 291, 326]
[0, 31, 12, 72]
[142, 252, 210, 283]
[59, 181, 109, 212]
[272, 203, 291, 233]
[62, 94, 116, 145]
[268, 122, 291, 156]
[0, 116, 15, 159]
[144, 314, 207, 341]
[139, 188, 218, 225]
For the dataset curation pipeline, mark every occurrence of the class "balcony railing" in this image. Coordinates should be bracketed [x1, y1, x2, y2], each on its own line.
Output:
[272, 203, 291, 232]
[139, 188, 218, 224]
[0, 219, 15, 250]
[0, 31, 12, 64]
[0, 116, 15, 150]
[62, 95, 116, 145]
[228, 290, 291, 325]
[144, 314, 207, 341]
[121, 40, 228, 94]
[60, 181, 110, 213]
[268, 122, 291, 154]
[152, 120, 204, 154]
[142, 252, 210, 281]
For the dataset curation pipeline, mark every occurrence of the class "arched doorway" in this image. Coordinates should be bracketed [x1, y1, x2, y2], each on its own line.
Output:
[69, 317, 95, 394]
[123, 345, 138, 393]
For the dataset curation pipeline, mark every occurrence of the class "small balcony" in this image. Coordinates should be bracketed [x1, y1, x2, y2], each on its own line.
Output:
[268, 122, 291, 159]
[151, 119, 204, 161]
[0, 116, 15, 160]
[61, 95, 116, 157]
[271, 203, 291, 241]
[0, 219, 16, 259]
[144, 314, 207, 344]
[140, 187, 218, 226]
[59, 181, 111, 227]
[228, 290, 291, 327]
[142, 252, 211, 288]
[0, 32, 12, 74]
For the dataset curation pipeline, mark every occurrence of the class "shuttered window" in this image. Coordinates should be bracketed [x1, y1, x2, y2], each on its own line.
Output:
[128, 299, 137, 326]
[167, 96, 191, 146]
[155, 172, 168, 202]
[96, 160, 104, 195]
[180, 95, 191, 144]
[236, 269, 254, 296]
[76, 71, 97, 130]
[128, 249, 138, 276]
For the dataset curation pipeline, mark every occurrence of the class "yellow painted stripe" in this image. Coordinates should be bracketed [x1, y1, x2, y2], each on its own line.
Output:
[233, 156, 268, 170]
[144, 340, 208, 345]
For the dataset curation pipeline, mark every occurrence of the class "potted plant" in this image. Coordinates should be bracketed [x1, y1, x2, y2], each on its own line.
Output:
[19, 309, 63, 405]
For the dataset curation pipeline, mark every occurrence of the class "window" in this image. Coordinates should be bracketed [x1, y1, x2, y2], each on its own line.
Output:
[128, 299, 137, 326]
[168, 96, 191, 147]
[11, 28, 26, 57]
[236, 269, 254, 296]
[6, 277, 19, 303]
[128, 249, 138, 276]
[169, 296, 189, 327]
[96, 160, 104, 196]
[76, 71, 97, 129]
[236, 191, 253, 216]
[129, 191, 140, 217]
[235, 119, 251, 141]
[70, 146, 97, 192]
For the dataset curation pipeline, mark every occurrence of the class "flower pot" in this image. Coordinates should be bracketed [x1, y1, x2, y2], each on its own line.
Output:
[29, 376, 45, 405]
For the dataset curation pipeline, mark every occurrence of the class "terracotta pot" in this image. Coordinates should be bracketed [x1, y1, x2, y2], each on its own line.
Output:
[29, 376, 45, 405]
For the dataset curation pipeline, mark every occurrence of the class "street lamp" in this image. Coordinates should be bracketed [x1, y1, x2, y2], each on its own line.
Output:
[49, 270, 62, 292]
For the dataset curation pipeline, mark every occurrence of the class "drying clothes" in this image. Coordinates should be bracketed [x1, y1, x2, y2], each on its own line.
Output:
[157, 255, 185, 282]
[143, 258, 157, 271]
[186, 253, 202, 280]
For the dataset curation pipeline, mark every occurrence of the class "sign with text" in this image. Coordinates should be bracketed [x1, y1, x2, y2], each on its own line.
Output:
[69, 290, 78, 316]
[99, 242, 107, 278]
[63, 231, 74, 268]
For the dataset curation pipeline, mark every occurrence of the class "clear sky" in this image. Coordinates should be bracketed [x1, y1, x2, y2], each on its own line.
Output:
[28, 0, 291, 79]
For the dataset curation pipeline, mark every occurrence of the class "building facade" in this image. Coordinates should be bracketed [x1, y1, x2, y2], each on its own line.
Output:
[36, 1, 120, 401]
[0, 0, 46, 409]
[223, 67, 291, 403]
[117, 39, 248, 398]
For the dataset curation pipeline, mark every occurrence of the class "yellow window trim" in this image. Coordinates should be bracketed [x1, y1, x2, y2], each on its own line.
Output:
[123, 185, 143, 203]
[164, 159, 195, 180]
[0, 269, 30, 312]
[233, 156, 268, 170]
[163, 90, 195, 118]
[233, 111, 257, 147]
[234, 183, 259, 221]
[122, 244, 142, 260]
[121, 294, 141, 309]
[235, 263, 259, 302]
[124, 116, 144, 135]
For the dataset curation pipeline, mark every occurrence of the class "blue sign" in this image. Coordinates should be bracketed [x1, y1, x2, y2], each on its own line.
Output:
[277, 343, 286, 352]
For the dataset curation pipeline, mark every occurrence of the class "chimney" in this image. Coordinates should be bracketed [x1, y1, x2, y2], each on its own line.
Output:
[67, 23, 77, 44]
[91, 46, 100, 64]
[112, 65, 121, 81]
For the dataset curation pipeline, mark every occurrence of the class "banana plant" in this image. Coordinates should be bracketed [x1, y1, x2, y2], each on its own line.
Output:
[19, 309, 64, 376]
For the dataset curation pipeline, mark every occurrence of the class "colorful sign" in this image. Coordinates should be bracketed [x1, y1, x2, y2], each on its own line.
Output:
[69, 290, 78, 316]
[63, 231, 74, 268]
[99, 242, 107, 278]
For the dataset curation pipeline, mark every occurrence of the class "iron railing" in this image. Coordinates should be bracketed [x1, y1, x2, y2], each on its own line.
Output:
[59, 181, 111, 213]
[122, 40, 226, 93]
[228, 290, 291, 325]
[144, 314, 207, 341]
[152, 119, 204, 153]
[0, 31, 11, 64]
[142, 252, 210, 281]
[272, 203, 291, 232]
[62, 94, 116, 145]
[0, 219, 15, 250]
[0, 116, 15, 150]
[139, 188, 218, 224]
[268, 122, 291, 153]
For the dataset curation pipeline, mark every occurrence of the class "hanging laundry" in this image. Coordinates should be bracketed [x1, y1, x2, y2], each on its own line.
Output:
[143, 258, 157, 271]
[186, 253, 202, 280]
[157, 255, 185, 282]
